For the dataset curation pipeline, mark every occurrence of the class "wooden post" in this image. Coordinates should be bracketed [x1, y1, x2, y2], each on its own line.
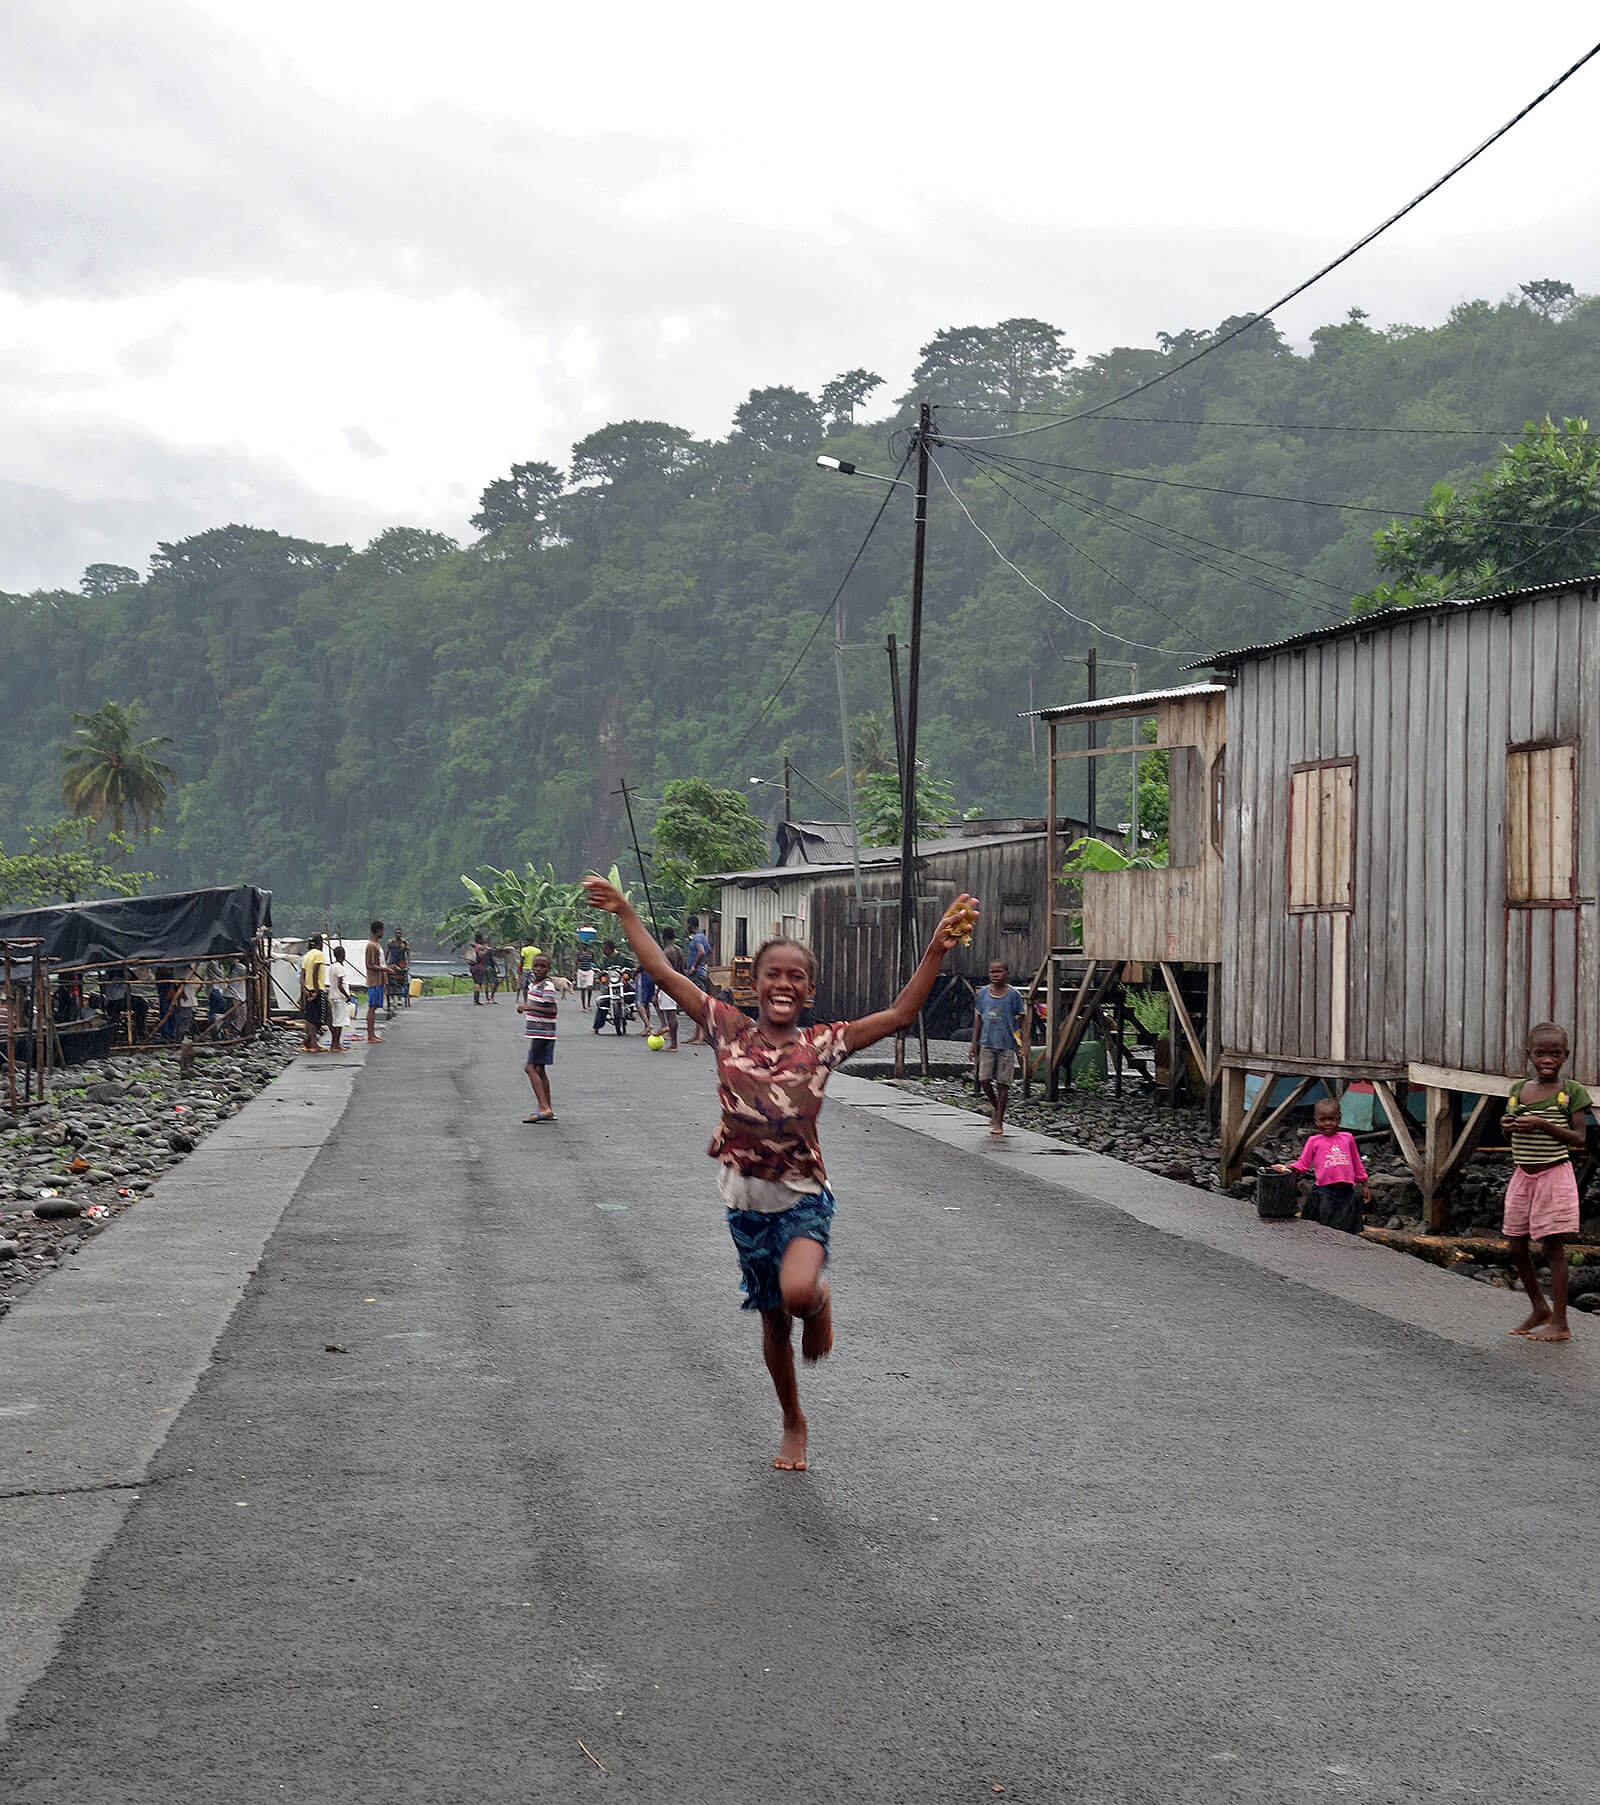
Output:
[1220, 1066, 1247, 1185]
[1205, 963, 1221, 1130]
[1421, 1085, 1452, 1233]
[3, 944, 16, 1114]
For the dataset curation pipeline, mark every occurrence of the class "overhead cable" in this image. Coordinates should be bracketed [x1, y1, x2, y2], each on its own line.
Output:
[928, 454, 1203, 656]
[934, 38, 1600, 445]
[954, 445, 1351, 615]
[727, 449, 913, 762]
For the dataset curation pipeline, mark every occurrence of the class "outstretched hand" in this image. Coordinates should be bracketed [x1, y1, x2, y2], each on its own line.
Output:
[583, 875, 626, 914]
[932, 893, 981, 954]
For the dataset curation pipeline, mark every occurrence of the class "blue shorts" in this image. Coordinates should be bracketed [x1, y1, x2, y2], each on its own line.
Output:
[367, 985, 384, 1009]
[725, 1187, 835, 1313]
[525, 1039, 554, 1067]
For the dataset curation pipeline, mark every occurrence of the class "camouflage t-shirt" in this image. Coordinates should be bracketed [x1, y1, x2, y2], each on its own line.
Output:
[706, 999, 852, 1187]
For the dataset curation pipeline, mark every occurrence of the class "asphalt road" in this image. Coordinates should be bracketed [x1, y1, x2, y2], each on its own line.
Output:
[3, 999, 1598, 1803]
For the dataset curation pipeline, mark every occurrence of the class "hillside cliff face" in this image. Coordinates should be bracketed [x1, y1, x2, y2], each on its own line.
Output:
[4, 295, 1597, 931]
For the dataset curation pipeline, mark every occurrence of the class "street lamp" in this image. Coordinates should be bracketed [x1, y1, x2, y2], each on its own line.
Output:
[816, 455, 912, 488]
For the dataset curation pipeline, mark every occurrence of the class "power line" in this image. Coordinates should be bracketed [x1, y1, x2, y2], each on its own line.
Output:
[929, 454, 1203, 655]
[955, 444, 1352, 615]
[935, 39, 1600, 445]
[968, 444, 1596, 532]
[727, 449, 913, 762]
[932, 409, 1529, 436]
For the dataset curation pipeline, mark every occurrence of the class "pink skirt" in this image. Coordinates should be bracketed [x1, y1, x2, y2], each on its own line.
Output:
[1502, 1161, 1580, 1240]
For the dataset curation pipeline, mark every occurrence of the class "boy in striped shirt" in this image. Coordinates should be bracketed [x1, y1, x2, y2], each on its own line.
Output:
[516, 954, 558, 1123]
[1501, 1022, 1592, 1342]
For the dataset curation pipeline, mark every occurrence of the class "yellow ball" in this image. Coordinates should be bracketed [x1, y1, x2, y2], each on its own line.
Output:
[647, 1033, 665, 1051]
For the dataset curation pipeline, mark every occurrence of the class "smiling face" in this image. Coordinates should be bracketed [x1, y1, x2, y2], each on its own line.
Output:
[1529, 1026, 1569, 1081]
[754, 940, 815, 1029]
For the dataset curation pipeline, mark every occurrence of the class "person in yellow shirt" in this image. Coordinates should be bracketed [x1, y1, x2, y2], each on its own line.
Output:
[517, 943, 543, 1000]
[299, 935, 328, 1052]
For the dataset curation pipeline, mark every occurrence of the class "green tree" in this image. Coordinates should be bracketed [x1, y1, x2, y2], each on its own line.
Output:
[732, 386, 824, 454]
[820, 369, 884, 430]
[1353, 418, 1600, 611]
[359, 527, 459, 573]
[0, 818, 151, 907]
[901, 318, 1073, 425]
[1520, 279, 1578, 321]
[650, 779, 769, 915]
[80, 563, 140, 598]
[60, 701, 177, 845]
[829, 711, 896, 785]
[856, 765, 960, 846]
[470, 461, 563, 536]
[569, 422, 701, 490]
[437, 863, 585, 959]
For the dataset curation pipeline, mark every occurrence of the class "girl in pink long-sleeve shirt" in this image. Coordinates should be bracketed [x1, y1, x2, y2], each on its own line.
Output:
[1273, 1096, 1370, 1234]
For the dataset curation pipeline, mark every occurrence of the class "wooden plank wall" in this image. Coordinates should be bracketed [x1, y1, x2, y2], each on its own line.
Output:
[1222, 586, 1600, 1078]
[1080, 692, 1226, 964]
[808, 838, 1048, 1022]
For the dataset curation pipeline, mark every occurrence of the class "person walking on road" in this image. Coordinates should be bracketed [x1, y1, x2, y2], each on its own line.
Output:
[574, 943, 596, 1012]
[299, 935, 328, 1053]
[327, 944, 353, 1052]
[585, 872, 979, 1474]
[684, 913, 712, 1045]
[657, 926, 685, 1050]
[517, 953, 558, 1122]
[364, 922, 388, 1044]
[971, 960, 1026, 1138]
[386, 930, 410, 1007]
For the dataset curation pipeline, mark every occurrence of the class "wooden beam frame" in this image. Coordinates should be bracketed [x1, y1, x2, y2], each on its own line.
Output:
[1158, 961, 1211, 1086]
[1219, 1069, 1315, 1185]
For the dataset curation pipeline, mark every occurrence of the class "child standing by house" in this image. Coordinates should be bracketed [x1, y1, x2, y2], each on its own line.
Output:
[970, 959, 1026, 1138]
[1273, 1095, 1370, 1234]
[516, 953, 558, 1122]
[1501, 1022, 1591, 1343]
[584, 872, 979, 1473]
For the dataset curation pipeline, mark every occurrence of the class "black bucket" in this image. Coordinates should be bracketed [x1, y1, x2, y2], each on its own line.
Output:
[1256, 1169, 1301, 1220]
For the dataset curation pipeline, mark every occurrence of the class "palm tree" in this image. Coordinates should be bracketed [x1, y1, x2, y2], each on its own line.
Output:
[60, 701, 176, 844]
[828, 711, 897, 787]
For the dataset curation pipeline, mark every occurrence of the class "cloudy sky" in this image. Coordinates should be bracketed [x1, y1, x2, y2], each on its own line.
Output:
[4, 0, 1600, 592]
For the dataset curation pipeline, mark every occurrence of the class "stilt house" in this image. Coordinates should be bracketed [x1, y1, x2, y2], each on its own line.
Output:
[1198, 574, 1600, 1220]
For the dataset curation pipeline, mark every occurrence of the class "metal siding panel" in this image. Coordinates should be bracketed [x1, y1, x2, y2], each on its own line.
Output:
[1441, 618, 1469, 1068]
[1251, 661, 1279, 1056]
[1529, 907, 1555, 1030]
[1403, 623, 1431, 1059]
[1482, 608, 1512, 1072]
[1314, 911, 1332, 1058]
[1357, 638, 1386, 1063]
[1554, 907, 1578, 1044]
[1381, 632, 1411, 1064]
[1459, 609, 1491, 1073]
[1529, 598, 1560, 742]
[1506, 909, 1530, 1071]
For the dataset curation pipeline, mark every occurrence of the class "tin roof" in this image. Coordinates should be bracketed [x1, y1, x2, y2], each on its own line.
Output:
[1186, 573, 1600, 670]
[1024, 682, 1225, 723]
[698, 830, 1045, 886]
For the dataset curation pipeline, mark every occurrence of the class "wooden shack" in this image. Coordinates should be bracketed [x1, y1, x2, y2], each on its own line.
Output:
[703, 829, 1050, 1033]
[1029, 685, 1228, 1098]
[1200, 574, 1600, 1219]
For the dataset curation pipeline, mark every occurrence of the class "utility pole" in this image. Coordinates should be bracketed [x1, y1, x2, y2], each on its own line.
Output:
[613, 778, 658, 934]
[831, 607, 866, 912]
[1085, 646, 1097, 831]
[781, 755, 793, 824]
[896, 404, 933, 1080]
[886, 633, 906, 777]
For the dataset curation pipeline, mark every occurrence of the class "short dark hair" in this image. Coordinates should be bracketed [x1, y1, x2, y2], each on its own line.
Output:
[371, 920, 383, 935]
[309, 934, 323, 949]
[1529, 1021, 1570, 1049]
[662, 926, 677, 941]
[333, 944, 346, 960]
[752, 937, 817, 985]
[687, 915, 699, 929]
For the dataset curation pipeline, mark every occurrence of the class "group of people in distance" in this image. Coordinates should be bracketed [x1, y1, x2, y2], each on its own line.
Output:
[298, 921, 406, 1053]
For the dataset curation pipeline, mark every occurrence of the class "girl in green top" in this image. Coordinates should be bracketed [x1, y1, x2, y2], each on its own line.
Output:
[1500, 1022, 1592, 1342]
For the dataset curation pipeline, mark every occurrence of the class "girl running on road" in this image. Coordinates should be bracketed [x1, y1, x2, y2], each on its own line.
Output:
[583, 874, 979, 1472]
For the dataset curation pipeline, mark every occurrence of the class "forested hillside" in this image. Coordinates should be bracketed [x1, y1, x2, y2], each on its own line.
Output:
[4, 288, 1600, 935]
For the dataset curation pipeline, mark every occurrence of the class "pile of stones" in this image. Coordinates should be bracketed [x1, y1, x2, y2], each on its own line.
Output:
[0, 1028, 299, 1317]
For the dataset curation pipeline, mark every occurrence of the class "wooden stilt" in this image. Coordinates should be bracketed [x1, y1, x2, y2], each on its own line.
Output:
[1220, 1066, 1247, 1185]
[1420, 1085, 1453, 1233]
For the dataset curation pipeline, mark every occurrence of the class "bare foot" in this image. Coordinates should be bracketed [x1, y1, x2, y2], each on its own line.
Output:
[773, 1416, 808, 1470]
[800, 1282, 833, 1363]
[989, 1122, 1005, 1138]
[1527, 1321, 1572, 1342]
[1511, 1306, 1552, 1335]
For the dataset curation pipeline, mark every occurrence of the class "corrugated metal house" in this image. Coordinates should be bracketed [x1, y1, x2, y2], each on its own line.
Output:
[1199, 574, 1600, 1216]
[702, 829, 1052, 1032]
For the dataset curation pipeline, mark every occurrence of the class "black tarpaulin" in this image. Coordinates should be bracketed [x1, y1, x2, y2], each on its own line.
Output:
[0, 886, 272, 969]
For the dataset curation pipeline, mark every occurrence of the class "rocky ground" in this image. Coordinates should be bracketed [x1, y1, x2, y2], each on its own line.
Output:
[891, 1072, 1600, 1310]
[0, 1028, 300, 1319]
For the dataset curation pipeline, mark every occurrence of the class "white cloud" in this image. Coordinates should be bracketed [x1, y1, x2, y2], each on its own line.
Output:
[3, 0, 1600, 588]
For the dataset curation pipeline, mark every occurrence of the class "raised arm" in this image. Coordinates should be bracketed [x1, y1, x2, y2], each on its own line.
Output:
[844, 894, 979, 1055]
[582, 878, 710, 1026]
